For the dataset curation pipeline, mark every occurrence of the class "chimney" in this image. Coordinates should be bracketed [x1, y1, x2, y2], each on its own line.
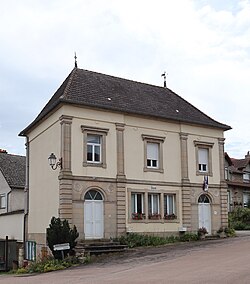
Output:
[245, 151, 250, 159]
[0, 149, 7, 153]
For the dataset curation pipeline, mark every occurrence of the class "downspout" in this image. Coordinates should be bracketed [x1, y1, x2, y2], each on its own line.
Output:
[23, 137, 29, 259]
[6, 190, 11, 212]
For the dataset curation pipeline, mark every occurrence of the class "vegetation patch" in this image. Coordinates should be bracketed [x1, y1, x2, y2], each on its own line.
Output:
[229, 207, 250, 230]
[118, 232, 199, 248]
[15, 257, 80, 274]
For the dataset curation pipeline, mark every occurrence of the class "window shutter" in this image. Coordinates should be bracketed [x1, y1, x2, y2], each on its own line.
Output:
[198, 148, 208, 164]
[147, 143, 158, 160]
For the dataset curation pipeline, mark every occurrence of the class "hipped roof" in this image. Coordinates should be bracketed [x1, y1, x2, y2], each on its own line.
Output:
[20, 67, 231, 136]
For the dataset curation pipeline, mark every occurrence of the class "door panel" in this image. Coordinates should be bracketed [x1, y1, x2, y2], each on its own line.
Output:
[198, 203, 211, 234]
[84, 200, 103, 239]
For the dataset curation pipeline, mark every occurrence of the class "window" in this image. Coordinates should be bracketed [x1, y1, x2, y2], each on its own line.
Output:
[142, 135, 165, 173]
[81, 125, 109, 168]
[243, 192, 250, 207]
[87, 134, 101, 163]
[194, 141, 214, 176]
[0, 194, 6, 209]
[131, 193, 145, 219]
[148, 193, 160, 219]
[243, 172, 250, 183]
[85, 189, 103, 200]
[198, 148, 208, 172]
[164, 194, 176, 219]
[147, 143, 159, 168]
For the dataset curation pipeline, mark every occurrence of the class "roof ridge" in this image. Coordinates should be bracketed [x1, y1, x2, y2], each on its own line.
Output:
[78, 68, 165, 90]
[62, 67, 78, 99]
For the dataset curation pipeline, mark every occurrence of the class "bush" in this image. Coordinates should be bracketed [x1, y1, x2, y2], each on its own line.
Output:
[118, 232, 198, 248]
[15, 257, 80, 274]
[47, 217, 79, 259]
[229, 207, 250, 230]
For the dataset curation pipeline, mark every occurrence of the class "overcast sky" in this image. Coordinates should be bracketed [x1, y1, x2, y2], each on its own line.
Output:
[1, 0, 250, 158]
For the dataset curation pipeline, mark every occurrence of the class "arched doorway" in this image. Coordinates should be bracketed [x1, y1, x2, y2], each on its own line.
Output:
[84, 189, 104, 239]
[198, 194, 211, 234]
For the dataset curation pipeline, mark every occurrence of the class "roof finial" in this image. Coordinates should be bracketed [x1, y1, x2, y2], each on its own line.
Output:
[161, 71, 167, 88]
[74, 52, 78, 68]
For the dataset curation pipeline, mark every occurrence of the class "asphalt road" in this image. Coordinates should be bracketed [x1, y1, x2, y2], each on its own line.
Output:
[1, 235, 250, 284]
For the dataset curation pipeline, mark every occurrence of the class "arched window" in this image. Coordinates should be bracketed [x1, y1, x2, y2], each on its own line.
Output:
[198, 194, 210, 204]
[84, 189, 103, 201]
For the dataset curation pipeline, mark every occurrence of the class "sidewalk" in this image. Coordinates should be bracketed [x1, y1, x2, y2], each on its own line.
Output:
[235, 230, 250, 237]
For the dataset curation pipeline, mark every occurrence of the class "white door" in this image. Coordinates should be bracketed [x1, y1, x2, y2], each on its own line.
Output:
[198, 194, 211, 234]
[84, 190, 104, 239]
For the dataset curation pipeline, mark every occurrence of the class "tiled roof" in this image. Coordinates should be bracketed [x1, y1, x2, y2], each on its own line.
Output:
[231, 158, 250, 170]
[0, 153, 26, 189]
[20, 68, 231, 135]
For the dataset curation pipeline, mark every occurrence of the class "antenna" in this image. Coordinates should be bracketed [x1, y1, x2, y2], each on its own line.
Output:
[161, 71, 167, 88]
[74, 52, 78, 68]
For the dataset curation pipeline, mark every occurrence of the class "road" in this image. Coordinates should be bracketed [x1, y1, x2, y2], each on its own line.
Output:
[1, 235, 250, 284]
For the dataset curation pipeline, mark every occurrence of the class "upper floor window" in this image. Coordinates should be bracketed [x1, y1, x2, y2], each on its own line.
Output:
[81, 125, 109, 168]
[87, 134, 101, 163]
[142, 134, 165, 173]
[147, 143, 159, 168]
[194, 141, 214, 176]
[0, 194, 6, 209]
[243, 172, 250, 183]
[198, 148, 208, 172]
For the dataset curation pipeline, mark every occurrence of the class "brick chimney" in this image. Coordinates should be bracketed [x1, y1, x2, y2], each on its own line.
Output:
[245, 151, 250, 159]
[0, 149, 7, 153]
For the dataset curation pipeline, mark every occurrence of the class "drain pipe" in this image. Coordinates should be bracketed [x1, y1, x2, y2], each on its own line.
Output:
[23, 137, 29, 259]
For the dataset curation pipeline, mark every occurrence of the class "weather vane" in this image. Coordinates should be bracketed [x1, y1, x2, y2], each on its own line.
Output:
[74, 52, 78, 68]
[161, 71, 167, 88]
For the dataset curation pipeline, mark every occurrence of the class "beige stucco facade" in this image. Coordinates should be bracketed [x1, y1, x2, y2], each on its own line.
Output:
[26, 104, 228, 248]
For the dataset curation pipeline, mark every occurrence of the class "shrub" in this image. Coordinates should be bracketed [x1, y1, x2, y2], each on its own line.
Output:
[47, 217, 79, 259]
[229, 207, 250, 230]
[118, 232, 198, 248]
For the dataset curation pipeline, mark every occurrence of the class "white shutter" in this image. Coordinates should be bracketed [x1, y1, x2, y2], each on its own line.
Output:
[147, 143, 158, 160]
[198, 148, 208, 164]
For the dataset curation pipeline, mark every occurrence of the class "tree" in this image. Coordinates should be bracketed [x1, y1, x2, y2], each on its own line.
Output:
[47, 217, 79, 259]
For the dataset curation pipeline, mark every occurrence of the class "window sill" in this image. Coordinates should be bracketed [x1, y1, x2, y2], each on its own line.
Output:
[129, 219, 179, 224]
[144, 167, 164, 173]
[83, 162, 107, 168]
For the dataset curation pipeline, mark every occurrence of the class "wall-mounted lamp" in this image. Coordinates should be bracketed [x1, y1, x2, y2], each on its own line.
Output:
[48, 153, 62, 170]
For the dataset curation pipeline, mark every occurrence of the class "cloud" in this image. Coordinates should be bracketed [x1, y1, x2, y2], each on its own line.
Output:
[0, 0, 250, 158]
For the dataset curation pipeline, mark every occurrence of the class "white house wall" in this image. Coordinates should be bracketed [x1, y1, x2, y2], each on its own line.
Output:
[0, 212, 24, 241]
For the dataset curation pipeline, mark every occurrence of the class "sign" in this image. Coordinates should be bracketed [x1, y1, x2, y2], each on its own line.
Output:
[53, 243, 70, 251]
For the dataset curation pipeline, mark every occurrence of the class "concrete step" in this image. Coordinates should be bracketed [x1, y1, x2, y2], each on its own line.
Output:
[75, 240, 128, 256]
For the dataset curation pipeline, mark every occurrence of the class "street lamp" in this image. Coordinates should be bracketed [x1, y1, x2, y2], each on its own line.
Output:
[48, 153, 62, 170]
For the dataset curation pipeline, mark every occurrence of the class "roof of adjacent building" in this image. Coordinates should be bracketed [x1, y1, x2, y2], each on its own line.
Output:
[20, 67, 231, 135]
[0, 152, 26, 189]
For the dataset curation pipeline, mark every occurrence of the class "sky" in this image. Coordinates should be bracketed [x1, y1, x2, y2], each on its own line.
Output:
[1, 0, 250, 158]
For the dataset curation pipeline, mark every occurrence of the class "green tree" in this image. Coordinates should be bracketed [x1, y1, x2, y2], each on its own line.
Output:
[47, 217, 79, 259]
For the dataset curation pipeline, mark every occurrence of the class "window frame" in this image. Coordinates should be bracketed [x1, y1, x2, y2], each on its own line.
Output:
[0, 193, 6, 209]
[164, 194, 177, 220]
[81, 125, 109, 168]
[142, 135, 165, 173]
[128, 189, 179, 223]
[194, 141, 214, 176]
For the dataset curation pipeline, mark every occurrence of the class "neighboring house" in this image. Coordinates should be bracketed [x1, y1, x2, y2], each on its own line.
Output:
[0, 149, 26, 241]
[225, 152, 250, 212]
[19, 67, 231, 254]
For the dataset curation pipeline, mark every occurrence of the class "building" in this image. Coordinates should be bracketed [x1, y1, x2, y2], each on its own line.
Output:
[225, 152, 250, 211]
[0, 149, 26, 241]
[19, 67, 231, 253]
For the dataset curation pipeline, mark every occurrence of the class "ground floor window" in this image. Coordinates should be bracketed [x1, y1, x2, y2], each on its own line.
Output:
[148, 194, 161, 219]
[131, 193, 145, 220]
[164, 194, 176, 220]
[130, 191, 177, 221]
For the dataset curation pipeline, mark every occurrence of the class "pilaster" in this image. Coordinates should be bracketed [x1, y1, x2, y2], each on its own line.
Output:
[59, 115, 73, 224]
[180, 133, 191, 230]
